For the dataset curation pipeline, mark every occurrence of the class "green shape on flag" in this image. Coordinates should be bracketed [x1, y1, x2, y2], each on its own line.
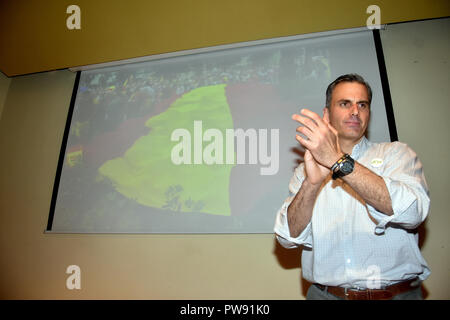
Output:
[98, 84, 235, 216]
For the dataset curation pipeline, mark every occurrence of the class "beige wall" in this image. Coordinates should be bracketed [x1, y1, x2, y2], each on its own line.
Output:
[0, 18, 448, 299]
[0, 72, 11, 121]
[2, 0, 449, 76]
[380, 18, 450, 299]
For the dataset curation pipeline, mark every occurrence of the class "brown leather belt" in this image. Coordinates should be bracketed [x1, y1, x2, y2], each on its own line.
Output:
[314, 278, 420, 300]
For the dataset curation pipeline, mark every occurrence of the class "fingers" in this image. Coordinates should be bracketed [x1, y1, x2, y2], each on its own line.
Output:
[295, 133, 313, 149]
[292, 109, 327, 131]
[300, 109, 327, 128]
[293, 108, 341, 168]
[296, 125, 313, 140]
[293, 108, 335, 149]
[293, 109, 321, 148]
[292, 114, 318, 134]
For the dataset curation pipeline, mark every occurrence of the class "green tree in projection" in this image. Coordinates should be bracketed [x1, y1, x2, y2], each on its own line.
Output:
[98, 84, 235, 215]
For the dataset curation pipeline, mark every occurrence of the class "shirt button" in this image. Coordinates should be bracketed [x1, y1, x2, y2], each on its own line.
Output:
[346, 258, 351, 264]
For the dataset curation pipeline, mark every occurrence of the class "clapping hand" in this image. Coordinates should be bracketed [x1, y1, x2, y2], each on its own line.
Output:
[292, 108, 342, 184]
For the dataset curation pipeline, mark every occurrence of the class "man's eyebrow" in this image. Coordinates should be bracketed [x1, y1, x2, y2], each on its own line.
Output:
[337, 99, 370, 104]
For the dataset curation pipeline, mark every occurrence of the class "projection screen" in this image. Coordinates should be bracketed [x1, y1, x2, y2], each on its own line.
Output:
[47, 28, 393, 233]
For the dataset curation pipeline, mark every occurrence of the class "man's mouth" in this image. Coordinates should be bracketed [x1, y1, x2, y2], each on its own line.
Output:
[344, 120, 361, 127]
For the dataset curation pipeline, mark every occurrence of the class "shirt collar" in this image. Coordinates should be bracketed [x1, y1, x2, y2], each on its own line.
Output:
[350, 136, 370, 160]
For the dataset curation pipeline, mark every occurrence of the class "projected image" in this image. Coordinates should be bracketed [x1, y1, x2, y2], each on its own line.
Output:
[51, 32, 390, 233]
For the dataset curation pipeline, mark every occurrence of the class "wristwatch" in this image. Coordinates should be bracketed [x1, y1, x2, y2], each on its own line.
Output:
[331, 154, 355, 180]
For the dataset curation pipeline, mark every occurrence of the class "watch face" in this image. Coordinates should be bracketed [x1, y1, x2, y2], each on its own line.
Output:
[341, 161, 353, 174]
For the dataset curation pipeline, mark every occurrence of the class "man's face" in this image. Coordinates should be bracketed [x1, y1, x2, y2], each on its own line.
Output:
[324, 82, 370, 144]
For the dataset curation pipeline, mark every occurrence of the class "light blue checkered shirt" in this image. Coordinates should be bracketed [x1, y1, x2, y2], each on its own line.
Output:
[274, 137, 430, 289]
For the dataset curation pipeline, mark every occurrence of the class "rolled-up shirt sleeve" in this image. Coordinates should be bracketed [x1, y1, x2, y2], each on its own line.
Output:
[274, 164, 313, 248]
[367, 142, 430, 235]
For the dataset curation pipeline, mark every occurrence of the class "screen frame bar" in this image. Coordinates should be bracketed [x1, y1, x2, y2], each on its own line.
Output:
[46, 71, 81, 231]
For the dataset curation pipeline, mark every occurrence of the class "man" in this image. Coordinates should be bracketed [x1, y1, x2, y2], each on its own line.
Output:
[274, 74, 430, 300]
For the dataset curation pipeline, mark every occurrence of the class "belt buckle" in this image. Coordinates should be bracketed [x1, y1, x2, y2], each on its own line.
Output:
[345, 286, 369, 300]
[344, 287, 363, 300]
[356, 288, 393, 300]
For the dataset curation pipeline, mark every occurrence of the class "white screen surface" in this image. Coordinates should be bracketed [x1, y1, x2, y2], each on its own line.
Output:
[49, 30, 391, 233]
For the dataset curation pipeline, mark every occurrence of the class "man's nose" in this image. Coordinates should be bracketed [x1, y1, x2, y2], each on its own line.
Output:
[350, 103, 359, 116]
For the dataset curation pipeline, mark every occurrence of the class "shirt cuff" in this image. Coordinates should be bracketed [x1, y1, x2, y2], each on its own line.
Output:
[368, 176, 423, 235]
[274, 202, 313, 248]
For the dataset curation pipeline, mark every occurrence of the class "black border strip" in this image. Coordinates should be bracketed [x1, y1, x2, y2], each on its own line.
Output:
[372, 29, 398, 142]
[46, 71, 81, 231]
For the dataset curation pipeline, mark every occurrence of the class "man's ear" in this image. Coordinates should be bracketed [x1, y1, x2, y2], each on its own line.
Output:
[323, 107, 330, 124]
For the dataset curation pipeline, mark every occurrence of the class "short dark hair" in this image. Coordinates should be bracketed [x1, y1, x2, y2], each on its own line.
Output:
[325, 74, 372, 108]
